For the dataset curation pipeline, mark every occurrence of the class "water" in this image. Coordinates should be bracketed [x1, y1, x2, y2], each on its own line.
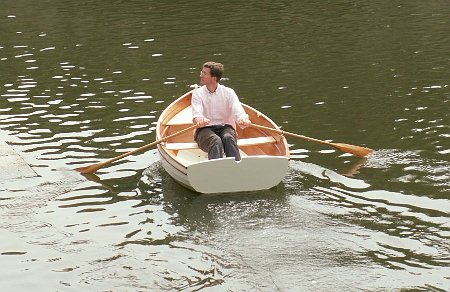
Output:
[1, 0, 449, 291]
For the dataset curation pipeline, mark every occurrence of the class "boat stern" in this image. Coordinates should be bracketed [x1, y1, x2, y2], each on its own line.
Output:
[186, 156, 289, 194]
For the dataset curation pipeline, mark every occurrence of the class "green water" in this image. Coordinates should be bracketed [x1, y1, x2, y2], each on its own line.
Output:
[1, 1, 449, 291]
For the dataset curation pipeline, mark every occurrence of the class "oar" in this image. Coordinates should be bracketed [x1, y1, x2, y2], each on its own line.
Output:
[250, 123, 373, 157]
[75, 125, 197, 174]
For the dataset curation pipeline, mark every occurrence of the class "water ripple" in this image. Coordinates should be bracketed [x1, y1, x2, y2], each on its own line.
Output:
[1, 1, 449, 290]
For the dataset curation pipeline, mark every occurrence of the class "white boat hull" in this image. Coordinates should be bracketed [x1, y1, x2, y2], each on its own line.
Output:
[158, 146, 289, 193]
[187, 156, 289, 194]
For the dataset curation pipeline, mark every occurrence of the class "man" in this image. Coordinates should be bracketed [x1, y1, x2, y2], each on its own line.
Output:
[191, 61, 251, 161]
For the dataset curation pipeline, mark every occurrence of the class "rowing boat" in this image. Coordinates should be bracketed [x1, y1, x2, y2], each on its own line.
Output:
[156, 89, 290, 193]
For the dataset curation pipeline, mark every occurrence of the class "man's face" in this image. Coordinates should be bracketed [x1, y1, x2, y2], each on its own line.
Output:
[200, 67, 215, 86]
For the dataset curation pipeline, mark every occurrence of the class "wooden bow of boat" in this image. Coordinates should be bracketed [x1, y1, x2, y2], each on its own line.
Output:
[155, 89, 290, 193]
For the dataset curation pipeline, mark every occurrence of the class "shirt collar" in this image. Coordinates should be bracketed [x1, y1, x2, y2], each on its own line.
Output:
[205, 84, 219, 94]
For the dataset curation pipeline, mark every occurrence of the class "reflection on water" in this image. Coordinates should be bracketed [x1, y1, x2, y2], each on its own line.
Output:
[1, 0, 449, 291]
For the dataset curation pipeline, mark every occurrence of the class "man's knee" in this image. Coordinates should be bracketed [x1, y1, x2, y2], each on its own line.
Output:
[222, 133, 237, 147]
[209, 135, 223, 147]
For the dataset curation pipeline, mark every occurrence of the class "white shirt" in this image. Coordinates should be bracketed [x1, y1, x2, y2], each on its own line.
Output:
[191, 84, 249, 129]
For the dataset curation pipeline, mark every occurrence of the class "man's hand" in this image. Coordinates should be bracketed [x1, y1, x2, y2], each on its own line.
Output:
[237, 117, 251, 128]
[194, 117, 210, 127]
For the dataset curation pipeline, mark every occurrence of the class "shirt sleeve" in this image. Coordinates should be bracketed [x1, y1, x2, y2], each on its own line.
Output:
[191, 89, 204, 122]
[228, 88, 249, 121]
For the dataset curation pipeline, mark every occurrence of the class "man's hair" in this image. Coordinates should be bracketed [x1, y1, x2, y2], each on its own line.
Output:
[203, 61, 224, 81]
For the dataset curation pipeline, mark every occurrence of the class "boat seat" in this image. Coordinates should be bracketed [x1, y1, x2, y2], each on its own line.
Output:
[164, 136, 276, 150]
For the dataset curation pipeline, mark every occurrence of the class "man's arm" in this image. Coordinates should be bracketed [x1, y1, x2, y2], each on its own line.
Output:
[229, 89, 251, 127]
[191, 91, 210, 127]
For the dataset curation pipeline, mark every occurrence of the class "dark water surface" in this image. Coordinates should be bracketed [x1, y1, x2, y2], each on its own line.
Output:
[1, 1, 449, 291]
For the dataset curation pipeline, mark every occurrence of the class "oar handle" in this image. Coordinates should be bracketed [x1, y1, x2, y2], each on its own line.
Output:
[250, 123, 328, 145]
[76, 124, 197, 174]
[105, 124, 197, 165]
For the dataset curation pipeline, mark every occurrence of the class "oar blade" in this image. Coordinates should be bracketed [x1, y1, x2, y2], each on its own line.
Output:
[333, 143, 374, 157]
[250, 123, 374, 157]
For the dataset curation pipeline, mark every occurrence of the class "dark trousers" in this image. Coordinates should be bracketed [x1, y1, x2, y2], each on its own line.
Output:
[194, 125, 241, 161]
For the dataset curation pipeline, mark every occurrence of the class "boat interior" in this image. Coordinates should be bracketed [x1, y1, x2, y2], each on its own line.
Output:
[158, 93, 289, 166]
